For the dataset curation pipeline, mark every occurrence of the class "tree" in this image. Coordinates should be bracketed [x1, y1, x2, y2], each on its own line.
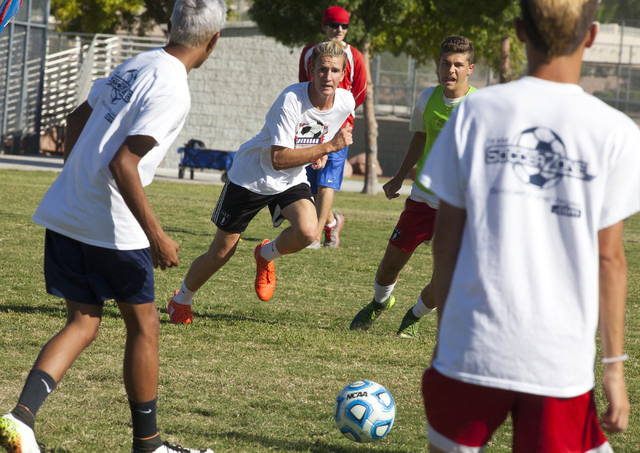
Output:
[598, 0, 640, 23]
[249, 0, 524, 194]
[50, 0, 234, 35]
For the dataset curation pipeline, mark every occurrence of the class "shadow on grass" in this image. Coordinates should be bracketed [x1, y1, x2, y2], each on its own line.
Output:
[215, 431, 402, 453]
[0, 303, 123, 320]
[159, 311, 280, 326]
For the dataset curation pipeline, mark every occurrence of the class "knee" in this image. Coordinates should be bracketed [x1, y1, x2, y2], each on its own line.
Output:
[296, 222, 317, 246]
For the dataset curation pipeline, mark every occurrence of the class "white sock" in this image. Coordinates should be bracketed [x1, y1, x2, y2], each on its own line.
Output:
[260, 240, 282, 262]
[173, 282, 195, 306]
[412, 294, 435, 318]
[374, 280, 396, 304]
[326, 218, 337, 228]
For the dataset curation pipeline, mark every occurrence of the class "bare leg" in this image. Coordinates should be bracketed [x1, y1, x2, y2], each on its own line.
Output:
[275, 198, 318, 254]
[183, 229, 241, 291]
[375, 243, 413, 287]
[118, 302, 160, 402]
[420, 282, 436, 309]
[313, 185, 335, 241]
[33, 300, 102, 382]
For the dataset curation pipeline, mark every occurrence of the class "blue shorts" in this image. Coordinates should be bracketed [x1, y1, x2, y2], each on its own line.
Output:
[44, 230, 155, 305]
[306, 146, 349, 194]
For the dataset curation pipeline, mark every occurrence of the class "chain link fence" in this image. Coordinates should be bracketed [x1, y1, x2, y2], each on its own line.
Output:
[371, 20, 640, 125]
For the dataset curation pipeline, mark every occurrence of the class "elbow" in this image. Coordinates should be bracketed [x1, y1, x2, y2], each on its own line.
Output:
[271, 155, 286, 171]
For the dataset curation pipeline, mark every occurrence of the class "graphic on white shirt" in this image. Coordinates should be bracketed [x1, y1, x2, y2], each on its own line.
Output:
[295, 120, 328, 147]
[485, 126, 595, 190]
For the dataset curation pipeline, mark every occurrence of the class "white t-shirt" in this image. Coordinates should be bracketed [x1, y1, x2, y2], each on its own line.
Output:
[419, 76, 640, 397]
[228, 82, 355, 195]
[33, 48, 190, 250]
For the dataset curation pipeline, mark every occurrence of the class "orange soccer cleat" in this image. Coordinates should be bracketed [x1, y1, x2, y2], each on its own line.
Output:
[254, 239, 276, 301]
[168, 290, 194, 324]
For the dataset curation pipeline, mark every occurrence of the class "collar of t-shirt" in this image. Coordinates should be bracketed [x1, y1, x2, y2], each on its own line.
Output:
[442, 93, 463, 106]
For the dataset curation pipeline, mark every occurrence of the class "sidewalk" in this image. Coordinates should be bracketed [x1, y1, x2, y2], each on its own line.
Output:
[0, 154, 411, 195]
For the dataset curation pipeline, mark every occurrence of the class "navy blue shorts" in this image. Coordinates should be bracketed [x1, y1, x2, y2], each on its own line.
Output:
[306, 145, 349, 194]
[44, 229, 155, 305]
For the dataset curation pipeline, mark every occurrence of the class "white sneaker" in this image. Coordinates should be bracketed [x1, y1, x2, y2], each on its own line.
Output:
[132, 442, 213, 453]
[0, 413, 40, 453]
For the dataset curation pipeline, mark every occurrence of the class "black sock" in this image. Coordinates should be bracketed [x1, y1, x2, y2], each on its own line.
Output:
[132, 433, 163, 452]
[12, 368, 56, 429]
[129, 398, 162, 451]
[10, 405, 35, 430]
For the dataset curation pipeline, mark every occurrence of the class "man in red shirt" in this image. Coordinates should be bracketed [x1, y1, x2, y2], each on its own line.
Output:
[299, 5, 366, 248]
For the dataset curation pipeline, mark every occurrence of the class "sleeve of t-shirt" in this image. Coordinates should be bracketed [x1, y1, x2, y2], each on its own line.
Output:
[599, 121, 640, 230]
[270, 90, 300, 149]
[87, 78, 108, 108]
[409, 87, 436, 133]
[418, 103, 467, 208]
[299, 47, 310, 83]
[128, 91, 190, 144]
[350, 48, 367, 110]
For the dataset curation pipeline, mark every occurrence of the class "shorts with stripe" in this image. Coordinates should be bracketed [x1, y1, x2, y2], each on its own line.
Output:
[422, 367, 611, 453]
[212, 181, 314, 234]
[44, 229, 155, 305]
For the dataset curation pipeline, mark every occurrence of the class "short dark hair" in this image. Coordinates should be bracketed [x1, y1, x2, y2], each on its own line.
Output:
[520, 0, 598, 60]
[439, 36, 474, 64]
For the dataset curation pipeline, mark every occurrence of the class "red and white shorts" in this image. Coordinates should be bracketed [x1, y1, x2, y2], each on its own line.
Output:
[388, 198, 437, 253]
[422, 367, 612, 453]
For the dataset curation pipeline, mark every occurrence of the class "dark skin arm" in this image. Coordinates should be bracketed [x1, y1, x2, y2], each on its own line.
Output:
[108, 135, 179, 270]
[63, 101, 93, 163]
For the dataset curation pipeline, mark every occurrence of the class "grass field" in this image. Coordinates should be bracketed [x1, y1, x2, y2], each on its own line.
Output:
[0, 169, 638, 453]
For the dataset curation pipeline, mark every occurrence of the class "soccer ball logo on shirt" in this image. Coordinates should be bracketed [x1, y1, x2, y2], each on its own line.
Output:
[485, 126, 595, 189]
[295, 120, 328, 148]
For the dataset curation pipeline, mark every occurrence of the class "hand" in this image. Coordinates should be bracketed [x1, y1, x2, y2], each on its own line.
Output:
[331, 126, 353, 151]
[383, 177, 403, 200]
[312, 155, 328, 169]
[600, 363, 630, 433]
[150, 233, 179, 270]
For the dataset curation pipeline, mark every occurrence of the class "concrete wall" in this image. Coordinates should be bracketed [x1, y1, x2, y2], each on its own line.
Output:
[163, 23, 304, 168]
[163, 22, 414, 177]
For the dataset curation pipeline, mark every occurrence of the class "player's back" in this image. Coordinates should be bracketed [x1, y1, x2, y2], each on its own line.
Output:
[424, 75, 640, 397]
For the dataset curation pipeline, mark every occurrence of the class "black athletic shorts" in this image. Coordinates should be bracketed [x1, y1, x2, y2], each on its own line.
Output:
[211, 181, 314, 234]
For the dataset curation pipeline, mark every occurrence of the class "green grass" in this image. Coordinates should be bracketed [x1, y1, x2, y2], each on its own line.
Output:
[0, 169, 638, 452]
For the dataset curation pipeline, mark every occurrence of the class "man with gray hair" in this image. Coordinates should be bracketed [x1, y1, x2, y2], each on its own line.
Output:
[420, 0, 639, 451]
[0, 1, 225, 452]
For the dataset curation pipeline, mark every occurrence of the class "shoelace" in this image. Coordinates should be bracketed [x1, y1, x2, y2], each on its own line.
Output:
[257, 260, 274, 284]
[163, 441, 199, 452]
[324, 225, 333, 243]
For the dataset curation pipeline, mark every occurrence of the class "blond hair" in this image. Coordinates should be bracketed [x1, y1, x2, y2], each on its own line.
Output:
[311, 40, 347, 71]
[520, 0, 598, 60]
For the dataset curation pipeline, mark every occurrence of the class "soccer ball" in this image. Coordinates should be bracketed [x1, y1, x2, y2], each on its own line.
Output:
[334, 380, 396, 443]
[513, 126, 566, 189]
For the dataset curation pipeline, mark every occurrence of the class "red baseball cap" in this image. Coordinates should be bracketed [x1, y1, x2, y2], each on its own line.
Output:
[323, 6, 349, 24]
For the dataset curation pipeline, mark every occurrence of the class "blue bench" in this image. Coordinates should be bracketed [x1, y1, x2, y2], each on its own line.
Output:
[177, 140, 235, 182]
